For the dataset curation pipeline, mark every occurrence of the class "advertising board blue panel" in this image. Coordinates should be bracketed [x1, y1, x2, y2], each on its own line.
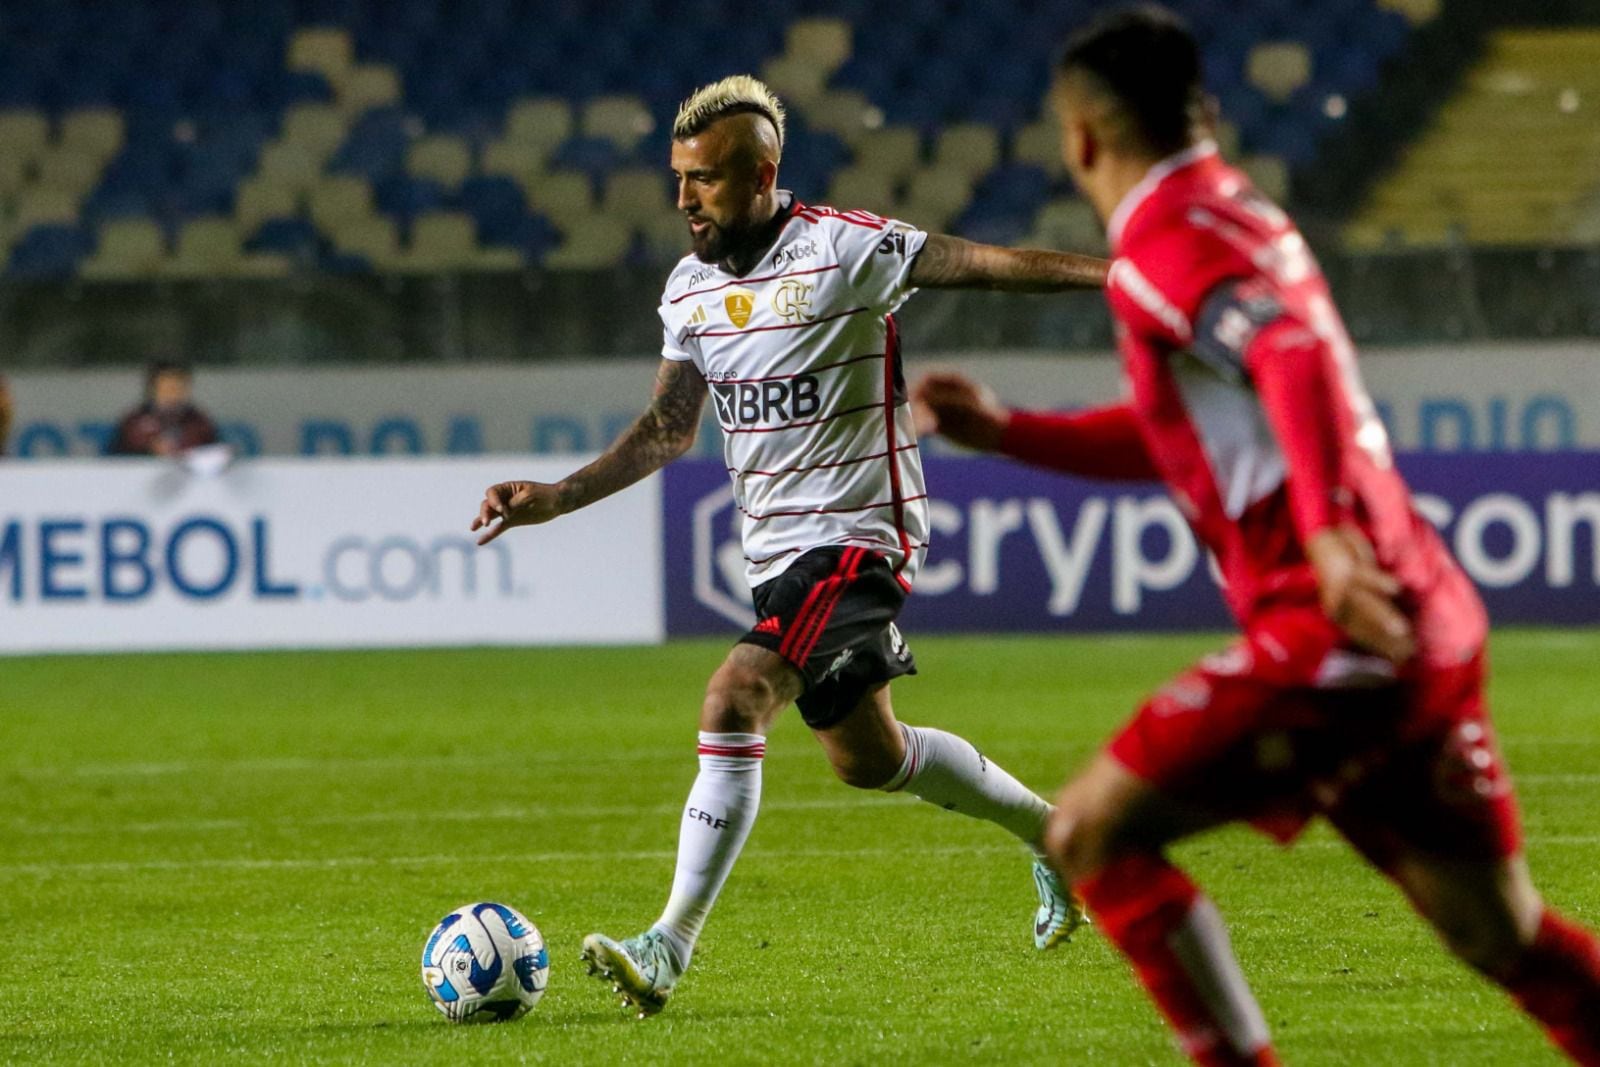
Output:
[663, 453, 1600, 636]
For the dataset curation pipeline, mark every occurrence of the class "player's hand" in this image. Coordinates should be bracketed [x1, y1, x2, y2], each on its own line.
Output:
[1306, 524, 1416, 665]
[471, 480, 565, 545]
[911, 372, 1011, 452]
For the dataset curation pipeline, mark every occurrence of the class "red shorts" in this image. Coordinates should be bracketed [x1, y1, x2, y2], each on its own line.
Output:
[1107, 609, 1521, 867]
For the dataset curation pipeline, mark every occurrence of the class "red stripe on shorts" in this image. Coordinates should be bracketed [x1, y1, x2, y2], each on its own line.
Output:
[779, 547, 864, 666]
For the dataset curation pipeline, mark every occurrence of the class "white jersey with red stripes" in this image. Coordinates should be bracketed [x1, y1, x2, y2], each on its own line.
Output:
[658, 193, 930, 588]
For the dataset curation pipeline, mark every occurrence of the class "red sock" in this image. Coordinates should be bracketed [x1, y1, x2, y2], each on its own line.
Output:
[1499, 910, 1600, 1065]
[1077, 854, 1279, 1067]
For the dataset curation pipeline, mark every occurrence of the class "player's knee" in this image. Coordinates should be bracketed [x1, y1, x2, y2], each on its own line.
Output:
[703, 664, 782, 731]
[828, 749, 897, 790]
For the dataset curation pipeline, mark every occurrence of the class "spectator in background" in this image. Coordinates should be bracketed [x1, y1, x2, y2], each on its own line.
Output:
[107, 360, 220, 457]
[0, 374, 11, 456]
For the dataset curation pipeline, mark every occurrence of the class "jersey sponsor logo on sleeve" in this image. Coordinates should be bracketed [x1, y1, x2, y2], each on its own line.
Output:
[724, 288, 755, 328]
[876, 230, 912, 257]
[771, 279, 816, 324]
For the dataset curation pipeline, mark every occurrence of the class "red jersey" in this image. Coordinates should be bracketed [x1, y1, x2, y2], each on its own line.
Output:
[1005, 143, 1484, 669]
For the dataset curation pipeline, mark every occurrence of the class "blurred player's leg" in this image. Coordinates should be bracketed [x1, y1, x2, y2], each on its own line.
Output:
[584, 644, 799, 1015]
[1382, 855, 1600, 1065]
[1324, 656, 1600, 1064]
[814, 683, 1088, 947]
[1048, 754, 1278, 1067]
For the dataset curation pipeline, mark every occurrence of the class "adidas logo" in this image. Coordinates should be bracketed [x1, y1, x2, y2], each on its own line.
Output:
[687, 305, 708, 326]
[753, 616, 782, 636]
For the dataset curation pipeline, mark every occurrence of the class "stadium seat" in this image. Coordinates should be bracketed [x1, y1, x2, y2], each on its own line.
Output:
[0, 109, 50, 164]
[287, 27, 355, 86]
[0, 153, 29, 197]
[580, 95, 655, 153]
[254, 142, 323, 194]
[406, 135, 473, 192]
[933, 123, 1002, 180]
[481, 141, 548, 188]
[397, 210, 477, 271]
[850, 127, 923, 183]
[900, 167, 974, 230]
[329, 214, 401, 269]
[1247, 42, 1314, 103]
[12, 187, 82, 231]
[335, 64, 404, 116]
[601, 168, 674, 226]
[58, 108, 126, 164]
[526, 171, 594, 218]
[762, 55, 830, 107]
[162, 217, 245, 278]
[504, 97, 574, 155]
[309, 174, 374, 231]
[825, 167, 896, 215]
[80, 218, 166, 280]
[235, 177, 301, 231]
[1012, 120, 1065, 178]
[1241, 154, 1291, 203]
[800, 89, 880, 145]
[281, 103, 351, 163]
[785, 18, 853, 76]
[544, 215, 632, 270]
[1030, 197, 1107, 254]
[33, 146, 111, 197]
[1380, 0, 1442, 24]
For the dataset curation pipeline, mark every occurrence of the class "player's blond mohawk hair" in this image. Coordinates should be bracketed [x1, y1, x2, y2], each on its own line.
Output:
[672, 75, 786, 154]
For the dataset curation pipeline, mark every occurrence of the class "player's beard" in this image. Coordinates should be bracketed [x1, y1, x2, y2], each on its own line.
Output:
[688, 211, 759, 265]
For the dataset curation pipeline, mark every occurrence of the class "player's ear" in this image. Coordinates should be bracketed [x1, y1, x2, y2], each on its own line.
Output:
[757, 159, 778, 196]
[1068, 117, 1096, 174]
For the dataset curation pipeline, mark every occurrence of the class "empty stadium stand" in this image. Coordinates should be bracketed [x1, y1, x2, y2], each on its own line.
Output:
[0, 0, 1422, 279]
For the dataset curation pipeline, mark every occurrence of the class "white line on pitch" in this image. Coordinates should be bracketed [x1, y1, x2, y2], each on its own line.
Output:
[5, 796, 903, 837]
[0, 843, 1019, 878]
[7, 748, 850, 779]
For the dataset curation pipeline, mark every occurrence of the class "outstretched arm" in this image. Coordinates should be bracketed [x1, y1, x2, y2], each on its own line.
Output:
[913, 372, 1158, 481]
[472, 358, 706, 545]
[908, 234, 1109, 291]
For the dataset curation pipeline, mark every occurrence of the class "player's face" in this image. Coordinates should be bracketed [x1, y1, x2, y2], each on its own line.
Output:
[670, 127, 768, 263]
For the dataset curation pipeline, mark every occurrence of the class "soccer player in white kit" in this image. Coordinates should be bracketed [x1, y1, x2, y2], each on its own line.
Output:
[471, 75, 1108, 1017]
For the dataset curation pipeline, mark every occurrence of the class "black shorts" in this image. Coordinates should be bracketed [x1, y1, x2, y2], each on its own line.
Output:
[739, 546, 917, 730]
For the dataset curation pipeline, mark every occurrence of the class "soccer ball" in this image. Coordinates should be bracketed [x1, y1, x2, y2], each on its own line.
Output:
[420, 902, 549, 1022]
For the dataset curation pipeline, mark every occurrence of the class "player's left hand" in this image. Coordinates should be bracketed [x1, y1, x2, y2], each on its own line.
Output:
[1306, 524, 1416, 665]
[471, 480, 564, 545]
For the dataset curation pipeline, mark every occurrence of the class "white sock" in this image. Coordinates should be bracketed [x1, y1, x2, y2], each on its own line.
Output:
[650, 732, 764, 968]
[881, 724, 1050, 853]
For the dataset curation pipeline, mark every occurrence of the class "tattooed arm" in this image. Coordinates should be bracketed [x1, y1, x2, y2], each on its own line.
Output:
[907, 233, 1109, 291]
[471, 358, 706, 545]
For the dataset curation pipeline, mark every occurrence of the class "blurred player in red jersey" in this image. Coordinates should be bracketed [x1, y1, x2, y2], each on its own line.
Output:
[915, 7, 1600, 1065]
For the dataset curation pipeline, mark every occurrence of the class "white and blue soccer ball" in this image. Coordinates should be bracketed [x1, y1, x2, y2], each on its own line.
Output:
[421, 902, 549, 1023]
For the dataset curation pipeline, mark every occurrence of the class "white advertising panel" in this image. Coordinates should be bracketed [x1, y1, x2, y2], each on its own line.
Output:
[0, 456, 662, 654]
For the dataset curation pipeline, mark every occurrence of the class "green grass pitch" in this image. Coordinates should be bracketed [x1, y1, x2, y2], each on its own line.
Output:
[2, 630, 1597, 1065]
